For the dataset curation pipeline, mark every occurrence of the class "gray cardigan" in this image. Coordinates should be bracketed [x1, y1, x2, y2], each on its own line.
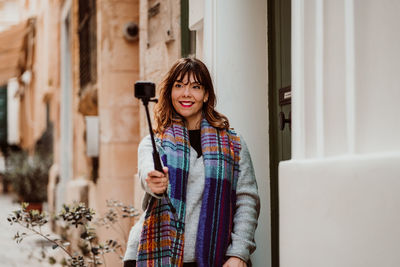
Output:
[124, 134, 260, 263]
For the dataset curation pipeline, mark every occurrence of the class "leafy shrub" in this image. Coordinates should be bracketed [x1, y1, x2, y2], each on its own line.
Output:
[8, 201, 139, 267]
[4, 151, 51, 202]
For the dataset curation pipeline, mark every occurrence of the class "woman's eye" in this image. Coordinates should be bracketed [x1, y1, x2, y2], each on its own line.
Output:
[174, 83, 182, 88]
[192, 85, 201, 89]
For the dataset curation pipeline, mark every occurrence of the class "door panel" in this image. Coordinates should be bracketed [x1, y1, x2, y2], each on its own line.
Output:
[268, 0, 291, 265]
[0, 86, 7, 145]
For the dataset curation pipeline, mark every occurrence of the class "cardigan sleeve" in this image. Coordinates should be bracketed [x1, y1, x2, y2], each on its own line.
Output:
[225, 136, 261, 262]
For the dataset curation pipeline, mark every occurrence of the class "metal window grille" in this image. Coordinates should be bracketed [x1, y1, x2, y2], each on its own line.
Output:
[78, 0, 97, 89]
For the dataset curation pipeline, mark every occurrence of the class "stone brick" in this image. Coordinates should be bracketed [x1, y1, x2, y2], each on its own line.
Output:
[99, 106, 140, 143]
[113, 2, 140, 20]
[98, 1, 139, 72]
[66, 178, 90, 205]
[100, 38, 140, 72]
[88, 176, 135, 267]
[78, 85, 98, 116]
[99, 142, 138, 179]
[144, 42, 169, 78]
[98, 72, 140, 108]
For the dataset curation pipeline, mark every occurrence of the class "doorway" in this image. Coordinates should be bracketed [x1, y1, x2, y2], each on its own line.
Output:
[268, 0, 291, 266]
[0, 85, 7, 146]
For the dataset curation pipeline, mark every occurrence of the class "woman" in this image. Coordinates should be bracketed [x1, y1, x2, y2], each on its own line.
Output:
[124, 58, 260, 267]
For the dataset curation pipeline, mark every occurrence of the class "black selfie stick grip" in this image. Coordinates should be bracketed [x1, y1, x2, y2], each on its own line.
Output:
[145, 103, 163, 173]
[153, 150, 176, 213]
[150, 142, 176, 213]
[153, 151, 163, 172]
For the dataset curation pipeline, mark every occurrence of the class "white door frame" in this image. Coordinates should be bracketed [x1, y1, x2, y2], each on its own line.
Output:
[59, 0, 73, 212]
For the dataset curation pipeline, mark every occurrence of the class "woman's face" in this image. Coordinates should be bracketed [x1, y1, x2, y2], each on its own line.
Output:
[171, 73, 208, 129]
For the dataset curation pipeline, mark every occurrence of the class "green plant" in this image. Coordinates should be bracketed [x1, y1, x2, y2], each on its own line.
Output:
[8, 201, 139, 267]
[4, 150, 51, 202]
[95, 200, 138, 245]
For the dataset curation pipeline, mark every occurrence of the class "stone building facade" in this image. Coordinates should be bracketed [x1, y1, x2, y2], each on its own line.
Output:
[1, 0, 186, 265]
[54, 0, 183, 265]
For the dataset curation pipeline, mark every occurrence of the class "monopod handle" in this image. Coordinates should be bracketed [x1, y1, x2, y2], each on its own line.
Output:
[153, 149, 176, 213]
[152, 150, 163, 172]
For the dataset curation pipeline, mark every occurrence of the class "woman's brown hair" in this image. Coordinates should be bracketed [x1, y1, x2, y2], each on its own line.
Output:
[154, 57, 229, 133]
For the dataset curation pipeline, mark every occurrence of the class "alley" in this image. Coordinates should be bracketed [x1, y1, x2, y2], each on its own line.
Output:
[0, 194, 60, 267]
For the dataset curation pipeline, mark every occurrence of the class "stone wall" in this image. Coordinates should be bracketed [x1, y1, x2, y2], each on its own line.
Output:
[136, 0, 182, 208]
[93, 0, 140, 265]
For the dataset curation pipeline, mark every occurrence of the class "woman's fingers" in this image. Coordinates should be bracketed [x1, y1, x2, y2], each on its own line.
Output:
[162, 167, 169, 175]
[149, 184, 166, 194]
[146, 169, 169, 194]
[148, 176, 168, 185]
[145, 178, 167, 194]
[222, 257, 247, 267]
[148, 170, 164, 177]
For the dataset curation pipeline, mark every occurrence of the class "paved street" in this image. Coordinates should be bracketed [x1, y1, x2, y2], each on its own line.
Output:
[0, 194, 61, 267]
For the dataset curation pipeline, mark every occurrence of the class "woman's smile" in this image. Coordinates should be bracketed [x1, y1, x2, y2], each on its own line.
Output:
[179, 101, 195, 108]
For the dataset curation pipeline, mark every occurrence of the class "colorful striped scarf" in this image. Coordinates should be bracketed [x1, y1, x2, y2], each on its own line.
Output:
[136, 118, 241, 267]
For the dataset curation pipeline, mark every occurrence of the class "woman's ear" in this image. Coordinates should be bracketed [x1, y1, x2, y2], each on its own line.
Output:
[204, 92, 209, 103]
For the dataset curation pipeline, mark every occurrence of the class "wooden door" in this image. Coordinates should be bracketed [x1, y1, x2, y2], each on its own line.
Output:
[268, 0, 291, 265]
[0, 85, 7, 145]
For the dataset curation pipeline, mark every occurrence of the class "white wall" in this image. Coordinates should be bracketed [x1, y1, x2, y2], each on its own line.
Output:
[280, 0, 400, 266]
[0, 0, 20, 31]
[7, 78, 19, 144]
[58, 0, 73, 212]
[203, 0, 271, 266]
[188, 0, 204, 60]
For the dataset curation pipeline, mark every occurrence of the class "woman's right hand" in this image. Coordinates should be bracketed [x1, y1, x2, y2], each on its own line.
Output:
[145, 167, 169, 195]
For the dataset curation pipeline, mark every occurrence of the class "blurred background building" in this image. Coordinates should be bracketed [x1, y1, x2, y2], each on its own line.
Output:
[0, 0, 399, 267]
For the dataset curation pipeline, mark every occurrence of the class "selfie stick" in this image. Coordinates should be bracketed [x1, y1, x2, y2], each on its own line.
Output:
[142, 97, 164, 172]
[134, 82, 176, 214]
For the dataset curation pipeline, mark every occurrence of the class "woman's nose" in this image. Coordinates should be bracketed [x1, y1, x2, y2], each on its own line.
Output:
[183, 85, 190, 96]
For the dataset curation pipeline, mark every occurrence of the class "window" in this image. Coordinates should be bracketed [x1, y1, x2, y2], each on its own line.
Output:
[181, 0, 196, 57]
[78, 0, 97, 90]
